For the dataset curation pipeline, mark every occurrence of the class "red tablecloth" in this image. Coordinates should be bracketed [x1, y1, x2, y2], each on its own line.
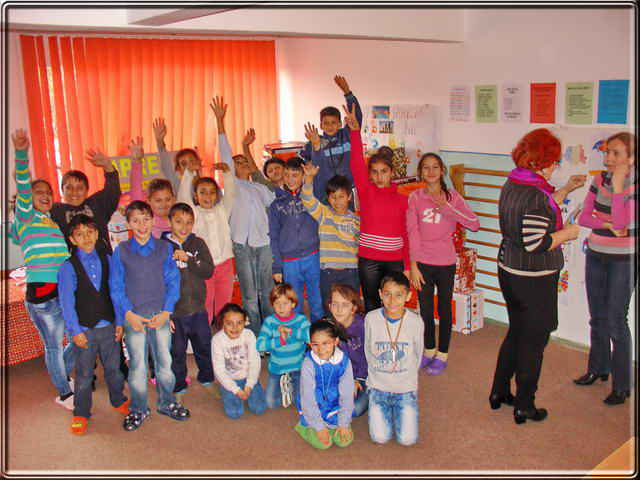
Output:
[1, 277, 45, 366]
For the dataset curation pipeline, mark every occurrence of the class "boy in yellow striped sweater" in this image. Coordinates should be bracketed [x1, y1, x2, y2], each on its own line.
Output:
[301, 162, 360, 316]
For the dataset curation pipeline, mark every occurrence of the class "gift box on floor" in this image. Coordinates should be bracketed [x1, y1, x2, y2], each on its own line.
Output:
[431, 288, 485, 334]
[454, 247, 477, 294]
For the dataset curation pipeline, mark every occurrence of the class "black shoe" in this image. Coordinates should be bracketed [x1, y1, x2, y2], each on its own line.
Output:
[514, 407, 548, 424]
[573, 373, 609, 385]
[489, 392, 515, 410]
[603, 390, 630, 405]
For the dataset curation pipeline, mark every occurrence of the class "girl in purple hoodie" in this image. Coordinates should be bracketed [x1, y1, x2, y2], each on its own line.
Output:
[406, 153, 479, 375]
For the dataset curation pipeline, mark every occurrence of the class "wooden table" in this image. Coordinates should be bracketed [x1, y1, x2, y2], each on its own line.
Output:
[1, 277, 45, 366]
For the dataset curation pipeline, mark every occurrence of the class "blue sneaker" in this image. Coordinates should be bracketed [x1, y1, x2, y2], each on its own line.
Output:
[427, 357, 447, 375]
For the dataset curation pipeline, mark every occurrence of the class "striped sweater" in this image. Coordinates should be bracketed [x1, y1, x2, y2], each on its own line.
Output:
[300, 183, 360, 269]
[255, 313, 310, 375]
[10, 149, 70, 283]
[578, 171, 636, 260]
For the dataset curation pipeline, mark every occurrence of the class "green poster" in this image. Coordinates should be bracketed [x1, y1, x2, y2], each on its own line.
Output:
[475, 85, 497, 123]
[565, 82, 593, 124]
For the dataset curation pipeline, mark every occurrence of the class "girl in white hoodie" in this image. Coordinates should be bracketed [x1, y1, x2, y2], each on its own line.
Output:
[177, 162, 236, 325]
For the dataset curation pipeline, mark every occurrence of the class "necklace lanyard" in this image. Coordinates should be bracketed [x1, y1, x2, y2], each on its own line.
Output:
[382, 308, 404, 363]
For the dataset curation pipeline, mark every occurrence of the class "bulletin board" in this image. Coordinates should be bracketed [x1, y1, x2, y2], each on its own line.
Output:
[360, 104, 440, 180]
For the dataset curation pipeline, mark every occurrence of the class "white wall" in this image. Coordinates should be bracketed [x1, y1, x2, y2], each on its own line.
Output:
[275, 7, 635, 349]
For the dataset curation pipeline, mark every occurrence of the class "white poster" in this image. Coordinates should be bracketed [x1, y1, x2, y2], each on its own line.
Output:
[502, 83, 524, 122]
[449, 86, 471, 122]
[360, 104, 440, 180]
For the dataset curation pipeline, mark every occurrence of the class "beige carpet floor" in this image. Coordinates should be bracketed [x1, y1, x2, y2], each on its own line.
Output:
[3, 320, 635, 475]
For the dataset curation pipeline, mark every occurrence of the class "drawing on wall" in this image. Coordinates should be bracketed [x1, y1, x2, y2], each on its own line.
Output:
[361, 104, 440, 180]
[558, 270, 570, 305]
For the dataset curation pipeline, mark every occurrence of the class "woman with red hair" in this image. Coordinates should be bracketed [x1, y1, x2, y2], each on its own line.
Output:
[489, 128, 585, 425]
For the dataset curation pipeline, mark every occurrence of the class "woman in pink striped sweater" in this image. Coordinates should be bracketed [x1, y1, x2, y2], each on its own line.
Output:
[406, 153, 479, 375]
[345, 105, 410, 313]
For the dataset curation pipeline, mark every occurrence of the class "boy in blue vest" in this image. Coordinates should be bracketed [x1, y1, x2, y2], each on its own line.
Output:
[110, 200, 190, 431]
[268, 157, 323, 323]
[57, 214, 129, 435]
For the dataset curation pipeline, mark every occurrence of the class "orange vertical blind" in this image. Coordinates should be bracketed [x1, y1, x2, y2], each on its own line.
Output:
[20, 35, 279, 196]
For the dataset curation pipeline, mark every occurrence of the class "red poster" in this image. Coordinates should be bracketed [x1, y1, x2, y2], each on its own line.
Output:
[530, 83, 556, 123]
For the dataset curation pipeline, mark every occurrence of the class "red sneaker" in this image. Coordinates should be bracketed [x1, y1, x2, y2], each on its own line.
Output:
[112, 399, 130, 414]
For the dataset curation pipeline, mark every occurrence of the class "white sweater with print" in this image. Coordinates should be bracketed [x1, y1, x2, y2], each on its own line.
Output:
[211, 329, 261, 394]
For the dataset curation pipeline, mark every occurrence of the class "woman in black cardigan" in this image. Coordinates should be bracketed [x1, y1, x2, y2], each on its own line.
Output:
[489, 128, 585, 425]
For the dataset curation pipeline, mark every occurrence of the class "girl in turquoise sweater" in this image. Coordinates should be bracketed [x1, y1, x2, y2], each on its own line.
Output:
[10, 129, 75, 409]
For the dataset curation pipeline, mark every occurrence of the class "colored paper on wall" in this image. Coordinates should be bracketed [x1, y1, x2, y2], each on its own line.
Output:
[110, 151, 174, 192]
[530, 83, 556, 123]
[449, 86, 471, 122]
[475, 85, 497, 123]
[502, 84, 524, 122]
[565, 82, 594, 124]
[597, 79, 629, 124]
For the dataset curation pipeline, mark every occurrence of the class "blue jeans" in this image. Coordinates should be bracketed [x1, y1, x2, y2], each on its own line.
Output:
[585, 253, 637, 391]
[25, 297, 75, 396]
[265, 370, 301, 409]
[353, 379, 369, 417]
[232, 241, 274, 337]
[319, 267, 360, 316]
[124, 314, 176, 413]
[368, 388, 419, 446]
[282, 252, 323, 322]
[219, 378, 267, 419]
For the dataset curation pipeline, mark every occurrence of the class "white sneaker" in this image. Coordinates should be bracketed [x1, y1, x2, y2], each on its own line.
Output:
[186, 340, 194, 354]
[55, 393, 74, 410]
[280, 373, 292, 408]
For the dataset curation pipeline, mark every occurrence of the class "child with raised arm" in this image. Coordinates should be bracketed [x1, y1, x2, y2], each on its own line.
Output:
[177, 107, 236, 325]
[295, 320, 355, 449]
[299, 75, 362, 207]
[365, 272, 423, 446]
[211, 303, 266, 419]
[161, 202, 215, 405]
[407, 153, 480, 375]
[345, 104, 410, 313]
[327, 283, 369, 417]
[109, 200, 190, 431]
[256, 283, 311, 409]
[301, 157, 360, 315]
[50, 147, 121, 255]
[57, 214, 129, 435]
[128, 136, 176, 238]
[268, 156, 323, 323]
[211, 96, 276, 336]
[10, 129, 75, 409]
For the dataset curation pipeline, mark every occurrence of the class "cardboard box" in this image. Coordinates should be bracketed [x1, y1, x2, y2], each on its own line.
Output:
[454, 247, 477, 293]
[431, 288, 485, 335]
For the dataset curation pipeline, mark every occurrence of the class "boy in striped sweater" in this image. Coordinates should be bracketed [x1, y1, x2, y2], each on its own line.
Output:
[10, 128, 75, 409]
[301, 163, 360, 316]
[256, 283, 311, 409]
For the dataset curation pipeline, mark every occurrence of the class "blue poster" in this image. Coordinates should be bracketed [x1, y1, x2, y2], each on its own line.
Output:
[597, 80, 629, 124]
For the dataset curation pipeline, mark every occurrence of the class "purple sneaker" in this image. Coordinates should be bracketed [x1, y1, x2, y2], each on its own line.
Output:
[420, 355, 435, 369]
[426, 357, 447, 375]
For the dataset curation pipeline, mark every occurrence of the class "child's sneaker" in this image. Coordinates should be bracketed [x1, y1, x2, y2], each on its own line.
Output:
[280, 373, 293, 408]
[69, 416, 88, 435]
[67, 376, 74, 392]
[55, 392, 74, 410]
[426, 357, 447, 375]
[186, 376, 192, 385]
[419, 355, 435, 369]
[149, 375, 156, 385]
[112, 399, 130, 414]
[157, 402, 190, 421]
[123, 408, 150, 432]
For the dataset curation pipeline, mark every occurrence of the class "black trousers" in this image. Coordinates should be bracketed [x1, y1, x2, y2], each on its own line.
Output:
[358, 256, 405, 313]
[490, 267, 559, 411]
[171, 310, 214, 393]
[416, 262, 456, 353]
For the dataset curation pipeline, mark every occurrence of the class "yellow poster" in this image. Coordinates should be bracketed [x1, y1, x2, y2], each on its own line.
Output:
[109, 152, 176, 192]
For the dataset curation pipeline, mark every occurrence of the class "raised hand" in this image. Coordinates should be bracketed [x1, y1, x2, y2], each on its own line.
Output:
[86, 147, 115, 172]
[209, 95, 227, 119]
[11, 129, 30, 151]
[334, 75, 351, 95]
[304, 122, 321, 150]
[303, 161, 320, 178]
[342, 103, 360, 131]
[153, 117, 167, 146]
[212, 162, 230, 174]
[242, 128, 256, 146]
[127, 136, 145, 162]
[564, 174, 587, 193]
